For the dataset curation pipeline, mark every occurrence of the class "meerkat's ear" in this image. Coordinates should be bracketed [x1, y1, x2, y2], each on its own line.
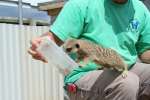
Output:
[75, 43, 80, 48]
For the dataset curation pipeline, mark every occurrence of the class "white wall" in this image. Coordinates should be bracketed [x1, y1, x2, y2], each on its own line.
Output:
[0, 24, 64, 100]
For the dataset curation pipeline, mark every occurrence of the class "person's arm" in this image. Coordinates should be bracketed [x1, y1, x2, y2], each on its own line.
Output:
[136, 5, 150, 64]
[139, 50, 150, 63]
[28, 0, 84, 63]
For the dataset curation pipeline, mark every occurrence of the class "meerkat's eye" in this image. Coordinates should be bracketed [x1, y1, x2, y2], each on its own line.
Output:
[66, 48, 72, 52]
[75, 43, 80, 48]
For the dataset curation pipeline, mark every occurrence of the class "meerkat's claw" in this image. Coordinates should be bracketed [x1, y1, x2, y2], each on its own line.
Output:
[122, 70, 128, 78]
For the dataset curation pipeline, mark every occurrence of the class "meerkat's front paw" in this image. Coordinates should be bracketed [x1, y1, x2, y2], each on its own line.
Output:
[122, 70, 128, 78]
[77, 61, 85, 67]
[78, 61, 88, 67]
[78, 57, 91, 67]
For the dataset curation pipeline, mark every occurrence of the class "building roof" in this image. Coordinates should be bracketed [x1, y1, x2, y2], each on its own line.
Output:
[0, 5, 50, 21]
[38, 0, 68, 11]
[0, 0, 33, 7]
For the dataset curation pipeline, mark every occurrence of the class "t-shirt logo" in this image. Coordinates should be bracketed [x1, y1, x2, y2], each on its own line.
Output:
[127, 19, 140, 32]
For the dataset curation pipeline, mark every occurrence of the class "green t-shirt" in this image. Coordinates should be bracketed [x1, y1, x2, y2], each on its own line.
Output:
[50, 0, 150, 84]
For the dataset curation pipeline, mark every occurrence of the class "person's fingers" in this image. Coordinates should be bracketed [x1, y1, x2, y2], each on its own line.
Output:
[41, 58, 48, 63]
[28, 48, 48, 63]
[32, 53, 48, 63]
[28, 37, 48, 63]
[28, 49, 37, 55]
[30, 37, 42, 50]
[30, 40, 39, 50]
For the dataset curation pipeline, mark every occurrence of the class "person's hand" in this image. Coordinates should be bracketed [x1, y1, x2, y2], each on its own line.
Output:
[28, 36, 48, 63]
[28, 31, 63, 63]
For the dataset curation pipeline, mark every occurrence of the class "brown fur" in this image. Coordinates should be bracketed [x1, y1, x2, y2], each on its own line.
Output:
[63, 38, 128, 74]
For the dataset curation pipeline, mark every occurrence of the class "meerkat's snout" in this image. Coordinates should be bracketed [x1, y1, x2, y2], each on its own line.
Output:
[63, 39, 81, 54]
[66, 47, 73, 53]
[65, 43, 80, 53]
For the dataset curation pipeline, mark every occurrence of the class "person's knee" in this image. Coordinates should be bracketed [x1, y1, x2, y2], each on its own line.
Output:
[104, 72, 139, 100]
[118, 72, 139, 97]
[105, 72, 139, 97]
[119, 72, 139, 94]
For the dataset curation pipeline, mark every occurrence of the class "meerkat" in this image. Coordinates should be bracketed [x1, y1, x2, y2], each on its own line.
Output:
[62, 38, 128, 78]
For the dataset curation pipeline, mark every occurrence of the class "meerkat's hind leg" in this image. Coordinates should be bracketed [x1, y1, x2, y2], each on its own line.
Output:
[110, 67, 115, 70]
[114, 66, 128, 78]
[122, 70, 128, 78]
[121, 65, 128, 78]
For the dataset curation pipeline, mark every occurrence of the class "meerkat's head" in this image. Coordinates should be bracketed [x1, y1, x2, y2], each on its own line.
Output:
[62, 38, 80, 54]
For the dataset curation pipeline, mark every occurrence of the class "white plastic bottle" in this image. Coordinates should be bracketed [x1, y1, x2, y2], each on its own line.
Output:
[37, 37, 79, 75]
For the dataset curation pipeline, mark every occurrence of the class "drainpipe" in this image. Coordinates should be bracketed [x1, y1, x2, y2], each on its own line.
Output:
[18, 0, 23, 25]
